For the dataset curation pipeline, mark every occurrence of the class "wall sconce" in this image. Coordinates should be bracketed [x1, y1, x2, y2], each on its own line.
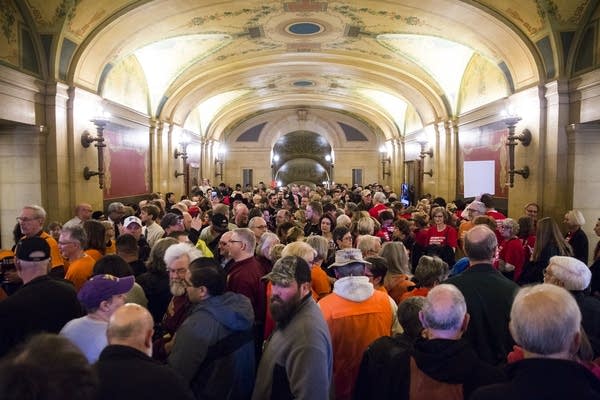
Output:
[82, 110, 110, 189]
[504, 115, 531, 188]
[174, 134, 190, 187]
[174, 137, 189, 162]
[214, 145, 225, 180]
[379, 146, 391, 178]
[325, 153, 334, 186]
[418, 141, 433, 159]
[423, 169, 433, 177]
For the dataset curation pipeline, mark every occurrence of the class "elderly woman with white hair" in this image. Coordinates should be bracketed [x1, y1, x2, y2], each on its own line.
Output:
[564, 209, 589, 264]
[543, 255, 600, 357]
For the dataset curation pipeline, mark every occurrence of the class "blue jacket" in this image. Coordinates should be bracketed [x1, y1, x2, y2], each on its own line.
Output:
[168, 291, 255, 400]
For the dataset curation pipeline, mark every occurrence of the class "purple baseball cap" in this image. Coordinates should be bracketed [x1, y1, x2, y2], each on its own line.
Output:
[78, 274, 134, 310]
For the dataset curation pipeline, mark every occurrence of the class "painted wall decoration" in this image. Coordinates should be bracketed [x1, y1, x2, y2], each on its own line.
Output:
[458, 120, 509, 199]
[0, 0, 21, 67]
[102, 122, 150, 199]
[102, 54, 149, 114]
[458, 53, 509, 114]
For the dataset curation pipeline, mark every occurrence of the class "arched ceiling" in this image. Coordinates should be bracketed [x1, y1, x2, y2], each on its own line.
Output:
[12, 0, 592, 141]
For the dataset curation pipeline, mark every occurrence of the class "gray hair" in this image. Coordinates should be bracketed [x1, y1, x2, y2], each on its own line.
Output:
[107, 202, 124, 213]
[415, 256, 449, 287]
[421, 284, 466, 331]
[256, 232, 280, 258]
[357, 235, 380, 257]
[373, 191, 387, 204]
[62, 225, 87, 247]
[305, 235, 329, 261]
[565, 209, 585, 226]
[23, 205, 46, 220]
[380, 241, 410, 275]
[163, 242, 203, 267]
[232, 228, 256, 251]
[248, 216, 266, 229]
[398, 296, 425, 339]
[500, 218, 519, 235]
[510, 284, 581, 355]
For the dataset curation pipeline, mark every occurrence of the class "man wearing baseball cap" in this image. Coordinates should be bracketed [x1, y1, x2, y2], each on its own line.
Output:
[318, 248, 397, 400]
[122, 215, 150, 262]
[253, 256, 333, 400]
[0, 237, 83, 358]
[60, 273, 134, 363]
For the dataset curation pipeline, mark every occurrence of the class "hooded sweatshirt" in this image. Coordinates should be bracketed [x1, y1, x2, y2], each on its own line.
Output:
[168, 291, 255, 400]
[398, 338, 505, 400]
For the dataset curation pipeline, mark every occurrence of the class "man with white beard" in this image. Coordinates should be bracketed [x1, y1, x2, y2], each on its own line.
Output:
[152, 243, 202, 361]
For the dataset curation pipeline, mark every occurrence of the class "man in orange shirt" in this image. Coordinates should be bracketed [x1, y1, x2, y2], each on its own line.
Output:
[319, 248, 397, 400]
[18, 205, 64, 277]
[60, 226, 96, 291]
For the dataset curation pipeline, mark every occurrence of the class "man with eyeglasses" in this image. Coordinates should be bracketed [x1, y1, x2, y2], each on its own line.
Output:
[60, 225, 96, 291]
[216, 230, 234, 271]
[226, 228, 266, 359]
[17, 204, 64, 277]
[248, 216, 269, 243]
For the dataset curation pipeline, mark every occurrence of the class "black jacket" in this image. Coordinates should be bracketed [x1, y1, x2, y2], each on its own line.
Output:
[354, 333, 416, 399]
[567, 228, 589, 265]
[0, 275, 83, 358]
[445, 263, 519, 366]
[471, 358, 600, 400]
[95, 345, 194, 400]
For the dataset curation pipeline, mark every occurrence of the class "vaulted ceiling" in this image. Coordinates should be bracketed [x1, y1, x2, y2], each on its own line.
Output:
[2, 0, 593, 144]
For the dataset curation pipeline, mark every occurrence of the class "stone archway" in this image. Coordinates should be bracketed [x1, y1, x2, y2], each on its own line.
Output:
[272, 131, 332, 186]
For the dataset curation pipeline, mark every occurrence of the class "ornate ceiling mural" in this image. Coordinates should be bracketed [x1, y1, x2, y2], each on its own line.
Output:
[1, 0, 594, 147]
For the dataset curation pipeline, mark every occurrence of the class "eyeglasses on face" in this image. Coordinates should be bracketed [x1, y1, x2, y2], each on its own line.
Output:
[167, 267, 188, 275]
[58, 241, 78, 246]
[17, 216, 40, 222]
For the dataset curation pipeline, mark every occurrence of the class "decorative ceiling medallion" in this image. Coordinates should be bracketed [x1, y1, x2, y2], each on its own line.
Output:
[286, 22, 324, 36]
[292, 80, 316, 87]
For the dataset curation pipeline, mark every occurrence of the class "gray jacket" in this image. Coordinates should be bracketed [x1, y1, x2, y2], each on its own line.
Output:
[252, 294, 333, 400]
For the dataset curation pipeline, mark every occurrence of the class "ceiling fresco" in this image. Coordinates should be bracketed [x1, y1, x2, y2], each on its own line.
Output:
[1, 0, 594, 144]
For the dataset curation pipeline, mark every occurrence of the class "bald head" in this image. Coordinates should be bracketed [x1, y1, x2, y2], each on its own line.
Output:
[419, 284, 468, 338]
[464, 225, 497, 263]
[107, 303, 154, 356]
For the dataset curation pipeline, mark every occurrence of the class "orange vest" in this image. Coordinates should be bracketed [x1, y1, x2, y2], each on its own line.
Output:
[319, 289, 393, 400]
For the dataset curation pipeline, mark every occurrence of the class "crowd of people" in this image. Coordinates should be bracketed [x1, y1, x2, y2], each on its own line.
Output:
[1, 179, 600, 399]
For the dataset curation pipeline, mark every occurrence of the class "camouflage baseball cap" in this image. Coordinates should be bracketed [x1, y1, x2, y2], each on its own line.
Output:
[262, 255, 311, 286]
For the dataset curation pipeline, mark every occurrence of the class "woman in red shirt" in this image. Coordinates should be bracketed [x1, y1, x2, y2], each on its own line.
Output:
[424, 207, 458, 266]
[498, 218, 526, 282]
